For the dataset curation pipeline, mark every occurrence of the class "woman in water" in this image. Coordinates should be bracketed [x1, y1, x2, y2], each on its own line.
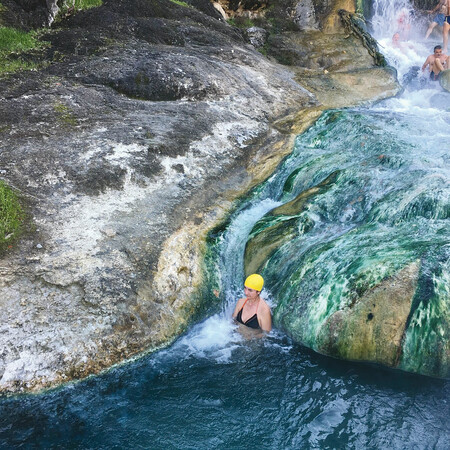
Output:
[232, 274, 272, 332]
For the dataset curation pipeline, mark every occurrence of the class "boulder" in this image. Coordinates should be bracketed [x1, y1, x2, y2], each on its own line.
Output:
[244, 108, 450, 379]
[439, 69, 450, 93]
[0, 0, 401, 392]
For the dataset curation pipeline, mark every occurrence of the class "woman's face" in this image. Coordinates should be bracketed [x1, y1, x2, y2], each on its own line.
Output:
[244, 286, 260, 300]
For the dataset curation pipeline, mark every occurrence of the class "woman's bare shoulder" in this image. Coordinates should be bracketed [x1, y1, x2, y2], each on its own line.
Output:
[259, 298, 271, 312]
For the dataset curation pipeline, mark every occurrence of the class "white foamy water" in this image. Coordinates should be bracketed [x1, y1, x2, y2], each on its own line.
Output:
[371, 0, 449, 81]
[172, 315, 242, 363]
[220, 199, 281, 298]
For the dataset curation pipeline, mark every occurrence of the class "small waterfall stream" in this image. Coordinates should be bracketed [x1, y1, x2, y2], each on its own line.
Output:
[1, 1, 449, 448]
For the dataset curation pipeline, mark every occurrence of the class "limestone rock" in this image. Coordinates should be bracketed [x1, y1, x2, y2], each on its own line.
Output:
[439, 69, 450, 93]
[317, 262, 419, 367]
[0, 0, 401, 392]
[246, 26, 268, 48]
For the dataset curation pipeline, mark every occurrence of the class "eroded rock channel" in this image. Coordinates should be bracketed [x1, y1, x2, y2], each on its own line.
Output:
[0, 0, 399, 392]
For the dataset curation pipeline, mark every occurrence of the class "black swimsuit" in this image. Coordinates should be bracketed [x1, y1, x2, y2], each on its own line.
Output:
[236, 300, 260, 329]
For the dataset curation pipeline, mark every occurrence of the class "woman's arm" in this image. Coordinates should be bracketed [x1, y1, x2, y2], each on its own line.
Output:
[258, 300, 272, 332]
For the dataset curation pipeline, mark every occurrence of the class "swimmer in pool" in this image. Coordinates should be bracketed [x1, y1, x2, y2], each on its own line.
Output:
[232, 274, 272, 332]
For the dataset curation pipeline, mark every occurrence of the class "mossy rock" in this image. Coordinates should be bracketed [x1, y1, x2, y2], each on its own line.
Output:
[0, 180, 24, 253]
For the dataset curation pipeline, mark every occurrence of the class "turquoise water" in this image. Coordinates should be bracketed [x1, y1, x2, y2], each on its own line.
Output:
[1, 96, 449, 449]
[2, 3, 450, 448]
[1, 328, 449, 448]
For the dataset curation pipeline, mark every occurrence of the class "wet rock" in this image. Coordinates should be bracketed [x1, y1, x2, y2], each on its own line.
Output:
[244, 107, 449, 379]
[0, 0, 401, 392]
[246, 26, 268, 48]
[317, 262, 419, 367]
[429, 90, 450, 110]
[439, 69, 450, 93]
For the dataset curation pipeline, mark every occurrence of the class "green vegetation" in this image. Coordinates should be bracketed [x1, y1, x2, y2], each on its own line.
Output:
[64, 0, 103, 12]
[227, 17, 255, 29]
[54, 102, 78, 127]
[257, 43, 269, 57]
[169, 0, 191, 7]
[0, 180, 24, 252]
[75, 0, 102, 8]
[0, 27, 42, 53]
[0, 27, 48, 75]
[56, 0, 103, 21]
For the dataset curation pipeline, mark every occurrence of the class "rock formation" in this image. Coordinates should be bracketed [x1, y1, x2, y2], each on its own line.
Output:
[243, 107, 450, 379]
[0, 0, 400, 392]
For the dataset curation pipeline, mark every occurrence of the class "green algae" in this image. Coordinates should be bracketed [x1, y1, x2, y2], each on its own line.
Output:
[169, 0, 191, 7]
[400, 258, 450, 378]
[0, 180, 24, 253]
[53, 102, 78, 127]
[235, 108, 450, 377]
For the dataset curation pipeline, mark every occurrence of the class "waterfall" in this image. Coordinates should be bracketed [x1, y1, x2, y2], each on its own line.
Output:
[369, 0, 442, 79]
[206, 0, 450, 380]
[370, 0, 415, 39]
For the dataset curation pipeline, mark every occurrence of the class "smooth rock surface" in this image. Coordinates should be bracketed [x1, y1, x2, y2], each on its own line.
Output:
[0, 0, 399, 392]
[439, 69, 450, 93]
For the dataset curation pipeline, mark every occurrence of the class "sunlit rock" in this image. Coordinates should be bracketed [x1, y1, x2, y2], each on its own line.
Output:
[0, 0, 401, 392]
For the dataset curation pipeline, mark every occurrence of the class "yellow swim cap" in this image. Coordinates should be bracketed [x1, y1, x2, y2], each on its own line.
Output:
[244, 274, 264, 291]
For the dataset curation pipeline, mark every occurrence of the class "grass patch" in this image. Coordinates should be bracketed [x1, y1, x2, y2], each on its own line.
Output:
[64, 0, 103, 12]
[0, 180, 24, 252]
[0, 26, 49, 75]
[0, 27, 42, 53]
[53, 102, 78, 127]
[169, 0, 191, 7]
[56, 0, 103, 22]
[227, 17, 255, 29]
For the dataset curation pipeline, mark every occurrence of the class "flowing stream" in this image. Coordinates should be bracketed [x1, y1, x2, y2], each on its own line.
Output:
[1, 2, 450, 448]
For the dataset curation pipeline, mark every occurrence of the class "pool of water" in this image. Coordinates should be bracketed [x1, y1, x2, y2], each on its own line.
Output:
[1, 322, 449, 449]
[1, 1, 450, 448]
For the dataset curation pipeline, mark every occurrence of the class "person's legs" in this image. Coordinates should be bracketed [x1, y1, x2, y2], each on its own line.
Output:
[444, 20, 450, 52]
[434, 57, 445, 73]
[426, 21, 437, 39]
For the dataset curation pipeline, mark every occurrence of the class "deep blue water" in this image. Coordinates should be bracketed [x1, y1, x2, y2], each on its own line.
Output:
[2, 2, 450, 447]
[1, 327, 449, 449]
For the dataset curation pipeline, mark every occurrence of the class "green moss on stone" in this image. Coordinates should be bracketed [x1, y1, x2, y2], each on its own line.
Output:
[169, 0, 191, 7]
[53, 102, 78, 127]
[0, 180, 24, 253]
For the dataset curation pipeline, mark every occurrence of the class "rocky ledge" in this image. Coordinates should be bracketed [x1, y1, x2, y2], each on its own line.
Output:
[0, 0, 399, 393]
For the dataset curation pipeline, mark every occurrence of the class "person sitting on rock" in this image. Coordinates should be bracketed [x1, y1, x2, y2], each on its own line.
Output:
[425, 0, 448, 40]
[232, 274, 271, 332]
[422, 44, 448, 80]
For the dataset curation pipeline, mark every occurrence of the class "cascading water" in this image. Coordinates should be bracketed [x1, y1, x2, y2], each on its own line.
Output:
[1, 1, 449, 448]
